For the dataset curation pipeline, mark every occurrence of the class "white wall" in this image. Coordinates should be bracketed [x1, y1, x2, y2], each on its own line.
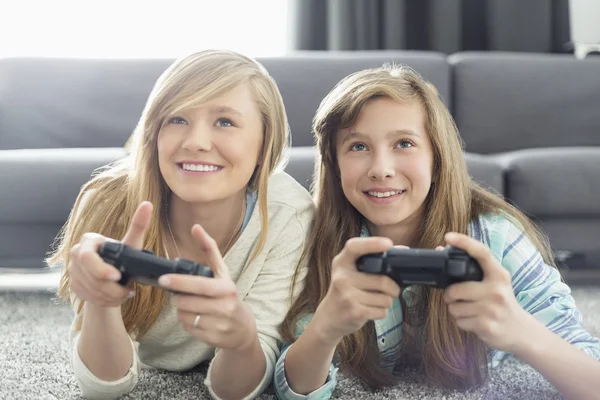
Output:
[0, 0, 288, 58]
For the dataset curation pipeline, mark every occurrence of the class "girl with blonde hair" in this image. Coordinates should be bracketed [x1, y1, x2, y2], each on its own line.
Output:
[274, 65, 600, 399]
[47, 49, 314, 400]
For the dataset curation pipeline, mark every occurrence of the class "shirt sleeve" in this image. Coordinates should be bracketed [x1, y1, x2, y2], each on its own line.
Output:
[68, 296, 141, 400]
[272, 315, 339, 400]
[205, 207, 315, 400]
[487, 215, 600, 362]
[273, 344, 339, 400]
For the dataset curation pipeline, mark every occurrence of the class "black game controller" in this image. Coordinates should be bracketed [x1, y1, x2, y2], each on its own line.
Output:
[356, 246, 483, 288]
[98, 240, 213, 288]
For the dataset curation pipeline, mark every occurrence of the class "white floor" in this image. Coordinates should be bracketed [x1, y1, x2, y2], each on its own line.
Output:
[0, 267, 597, 293]
[0, 269, 60, 292]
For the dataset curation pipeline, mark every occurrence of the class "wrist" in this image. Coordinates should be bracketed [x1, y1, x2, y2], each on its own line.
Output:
[226, 332, 261, 358]
[83, 301, 122, 317]
[309, 308, 343, 347]
[508, 311, 546, 356]
[232, 303, 259, 352]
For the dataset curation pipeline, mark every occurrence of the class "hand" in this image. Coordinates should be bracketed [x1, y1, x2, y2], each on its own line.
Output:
[312, 237, 402, 346]
[158, 224, 257, 351]
[68, 201, 153, 307]
[443, 232, 537, 353]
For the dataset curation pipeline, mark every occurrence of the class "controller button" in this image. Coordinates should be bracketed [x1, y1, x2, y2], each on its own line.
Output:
[447, 259, 466, 277]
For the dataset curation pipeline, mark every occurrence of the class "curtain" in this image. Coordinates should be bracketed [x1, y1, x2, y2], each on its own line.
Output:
[289, 0, 571, 54]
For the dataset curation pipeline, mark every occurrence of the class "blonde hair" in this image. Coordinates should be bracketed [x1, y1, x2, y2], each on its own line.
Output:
[281, 64, 557, 390]
[48, 49, 290, 338]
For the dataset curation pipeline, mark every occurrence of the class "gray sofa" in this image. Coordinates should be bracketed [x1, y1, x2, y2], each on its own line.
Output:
[0, 51, 599, 276]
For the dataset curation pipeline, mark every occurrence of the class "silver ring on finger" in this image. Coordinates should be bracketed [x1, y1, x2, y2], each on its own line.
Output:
[193, 314, 201, 329]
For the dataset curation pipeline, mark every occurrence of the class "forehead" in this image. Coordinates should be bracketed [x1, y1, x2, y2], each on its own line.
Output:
[337, 97, 426, 142]
[186, 82, 260, 117]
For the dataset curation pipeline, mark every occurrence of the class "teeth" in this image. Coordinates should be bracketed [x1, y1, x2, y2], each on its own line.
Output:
[368, 190, 402, 198]
[182, 163, 220, 172]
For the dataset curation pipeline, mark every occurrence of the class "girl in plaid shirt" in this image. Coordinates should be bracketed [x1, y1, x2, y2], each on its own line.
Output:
[274, 65, 600, 400]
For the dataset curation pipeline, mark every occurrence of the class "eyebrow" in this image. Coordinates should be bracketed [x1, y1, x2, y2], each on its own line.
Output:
[340, 129, 420, 144]
[209, 105, 244, 118]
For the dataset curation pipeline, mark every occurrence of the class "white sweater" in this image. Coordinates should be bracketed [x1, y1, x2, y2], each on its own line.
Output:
[68, 172, 315, 399]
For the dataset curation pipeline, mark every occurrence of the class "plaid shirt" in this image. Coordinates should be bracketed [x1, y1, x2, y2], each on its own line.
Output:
[274, 213, 600, 399]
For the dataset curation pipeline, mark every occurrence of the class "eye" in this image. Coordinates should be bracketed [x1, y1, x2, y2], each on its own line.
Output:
[215, 118, 235, 128]
[167, 116, 188, 125]
[396, 139, 414, 149]
[349, 142, 368, 151]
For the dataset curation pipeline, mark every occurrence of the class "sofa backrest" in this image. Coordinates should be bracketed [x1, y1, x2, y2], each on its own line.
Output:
[0, 58, 172, 150]
[2, 52, 600, 153]
[0, 52, 451, 150]
[261, 51, 451, 146]
[450, 52, 600, 154]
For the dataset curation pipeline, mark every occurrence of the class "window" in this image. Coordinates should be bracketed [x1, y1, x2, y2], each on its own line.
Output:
[0, 0, 288, 58]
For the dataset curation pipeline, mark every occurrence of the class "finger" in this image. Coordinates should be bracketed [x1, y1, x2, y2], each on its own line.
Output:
[78, 253, 121, 282]
[454, 316, 488, 334]
[444, 281, 488, 303]
[363, 305, 389, 321]
[447, 300, 481, 319]
[444, 232, 508, 282]
[352, 289, 396, 310]
[436, 246, 444, 251]
[71, 261, 127, 306]
[69, 269, 97, 301]
[178, 311, 233, 336]
[77, 236, 122, 282]
[335, 237, 394, 270]
[96, 280, 133, 304]
[351, 273, 400, 298]
[190, 224, 230, 280]
[121, 201, 154, 249]
[171, 294, 219, 315]
[159, 274, 236, 297]
[73, 276, 116, 307]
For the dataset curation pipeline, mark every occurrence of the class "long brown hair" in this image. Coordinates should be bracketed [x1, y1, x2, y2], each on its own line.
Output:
[280, 65, 557, 390]
[47, 49, 291, 338]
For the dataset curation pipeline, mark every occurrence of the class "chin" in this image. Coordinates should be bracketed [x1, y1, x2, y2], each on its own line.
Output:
[171, 190, 222, 204]
[364, 210, 414, 228]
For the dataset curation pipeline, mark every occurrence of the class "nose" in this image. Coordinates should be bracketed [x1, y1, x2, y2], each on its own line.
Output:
[182, 123, 212, 152]
[368, 150, 395, 180]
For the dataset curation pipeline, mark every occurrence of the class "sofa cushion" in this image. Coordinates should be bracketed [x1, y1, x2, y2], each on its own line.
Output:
[450, 52, 600, 154]
[494, 147, 600, 217]
[0, 148, 127, 223]
[0, 148, 127, 268]
[260, 51, 451, 147]
[464, 153, 505, 196]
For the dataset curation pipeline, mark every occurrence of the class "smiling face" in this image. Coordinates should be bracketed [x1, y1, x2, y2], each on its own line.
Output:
[336, 97, 434, 233]
[157, 83, 264, 204]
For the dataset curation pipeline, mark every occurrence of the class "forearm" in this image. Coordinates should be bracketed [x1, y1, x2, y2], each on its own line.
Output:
[78, 302, 133, 381]
[284, 320, 338, 394]
[209, 335, 266, 400]
[514, 317, 600, 400]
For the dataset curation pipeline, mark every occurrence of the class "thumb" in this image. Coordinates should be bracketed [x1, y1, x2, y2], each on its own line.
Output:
[191, 224, 231, 280]
[121, 201, 153, 249]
